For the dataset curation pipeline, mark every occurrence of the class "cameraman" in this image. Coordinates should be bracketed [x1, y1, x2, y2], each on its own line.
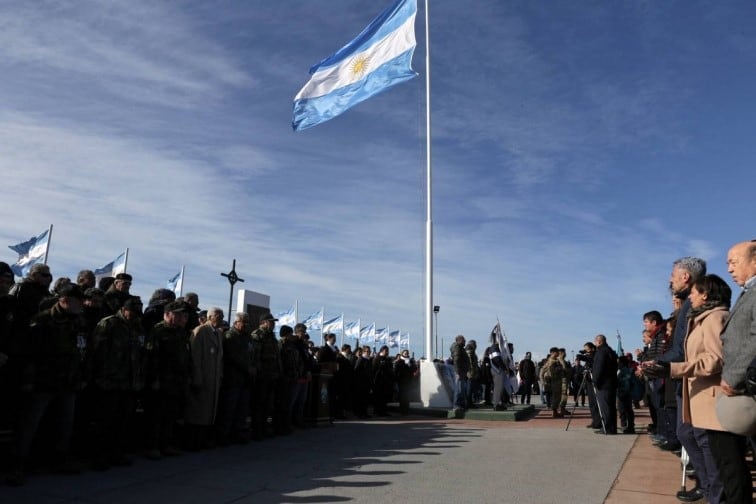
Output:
[577, 342, 602, 430]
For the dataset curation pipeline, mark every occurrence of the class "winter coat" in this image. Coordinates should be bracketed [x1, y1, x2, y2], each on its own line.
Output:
[25, 303, 86, 393]
[670, 306, 728, 431]
[185, 323, 224, 425]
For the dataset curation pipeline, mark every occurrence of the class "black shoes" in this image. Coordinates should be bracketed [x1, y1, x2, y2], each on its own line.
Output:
[622, 427, 636, 434]
[676, 487, 704, 502]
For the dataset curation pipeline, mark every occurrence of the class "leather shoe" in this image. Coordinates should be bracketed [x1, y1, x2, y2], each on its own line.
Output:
[658, 441, 681, 451]
[676, 487, 704, 502]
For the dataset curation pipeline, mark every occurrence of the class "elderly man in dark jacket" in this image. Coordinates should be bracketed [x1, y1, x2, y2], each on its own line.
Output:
[592, 334, 618, 434]
[450, 334, 471, 411]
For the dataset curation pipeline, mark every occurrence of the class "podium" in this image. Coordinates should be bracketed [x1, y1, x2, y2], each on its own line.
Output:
[309, 361, 336, 426]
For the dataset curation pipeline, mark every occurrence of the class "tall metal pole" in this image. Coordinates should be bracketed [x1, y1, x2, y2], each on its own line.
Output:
[424, 0, 434, 361]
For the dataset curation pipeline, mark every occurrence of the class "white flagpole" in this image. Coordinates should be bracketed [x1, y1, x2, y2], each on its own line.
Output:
[340, 313, 344, 348]
[423, 0, 433, 361]
[179, 264, 185, 297]
[295, 300, 299, 325]
[123, 248, 130, 273]
[43, 224, 53, 264]
[357, 317, 361, 348]
[320, 306, 325, 345]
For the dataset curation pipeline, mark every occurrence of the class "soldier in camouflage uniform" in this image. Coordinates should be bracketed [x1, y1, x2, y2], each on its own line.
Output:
[543, 347, 567, 418]
[88, 296, 145, 469]
[250, 313, 281, 440]
[143, 300, 192, 459]
[6, 284, 87, 487]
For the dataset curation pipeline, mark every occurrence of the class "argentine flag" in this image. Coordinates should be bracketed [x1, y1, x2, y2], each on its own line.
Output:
[292, 0, 417, 131]
[166, 269, 183, 296]
[8, 228, 51, 277]
[94, 250, 127, 282]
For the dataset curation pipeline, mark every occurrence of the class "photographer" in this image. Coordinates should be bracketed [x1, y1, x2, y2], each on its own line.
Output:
[577, 342, 601, 429]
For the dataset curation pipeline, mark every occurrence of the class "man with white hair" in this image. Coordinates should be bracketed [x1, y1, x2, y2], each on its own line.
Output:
[709, 240, 756, 503]
[185, 307, 224, 450]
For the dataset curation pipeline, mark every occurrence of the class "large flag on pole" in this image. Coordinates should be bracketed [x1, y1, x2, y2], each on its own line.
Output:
[400, 332, 409, 348]
[94, 250, 128, 282]
[375, 327, 388, 344]
[292, 0, 418, 131]
[323, 314, 344, 334]
[274, 305, 296, 329]
[166, 267, 184, 297]
[301, 308, 324, 331]
[344, 320, 360, 340]
[360, 322, 376, 343]
[8, 227, 52, 277]
[492, 321, 516, 394]
[389, 330, 400, 348]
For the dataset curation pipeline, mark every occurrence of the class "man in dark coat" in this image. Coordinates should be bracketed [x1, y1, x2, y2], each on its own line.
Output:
[250, 313, 280, 439]
[88, 296, 145, 469]
[6, 284, 86, 486]
[450, 334, 470, 411]
[518, 351, 537, 405]
[143, 300, 192, 459]
[103, 273, 133, 315]
[217, 312, 253, 445]
[591, 334, 618, 434]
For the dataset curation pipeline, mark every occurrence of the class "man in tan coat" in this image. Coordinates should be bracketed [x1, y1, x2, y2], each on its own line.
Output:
[185, 307, 224, 450]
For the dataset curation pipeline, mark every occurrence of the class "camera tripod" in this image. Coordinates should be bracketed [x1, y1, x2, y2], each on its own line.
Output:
[565, 367, 607, 434]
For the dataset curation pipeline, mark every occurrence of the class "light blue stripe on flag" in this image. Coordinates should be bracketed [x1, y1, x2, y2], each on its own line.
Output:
[8, 228, 49, 277]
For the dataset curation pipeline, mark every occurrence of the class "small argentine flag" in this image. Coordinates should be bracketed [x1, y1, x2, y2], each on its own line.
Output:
[292, 0, 417, 131]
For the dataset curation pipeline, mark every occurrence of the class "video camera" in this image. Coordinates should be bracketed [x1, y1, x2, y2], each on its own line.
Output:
[575, 349, 593, 365]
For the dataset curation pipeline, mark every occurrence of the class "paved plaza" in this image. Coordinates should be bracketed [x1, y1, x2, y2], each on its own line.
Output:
[0, 405, 716, 503]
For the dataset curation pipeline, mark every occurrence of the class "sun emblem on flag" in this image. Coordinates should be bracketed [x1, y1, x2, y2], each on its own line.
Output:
[351, 55, 370, 78]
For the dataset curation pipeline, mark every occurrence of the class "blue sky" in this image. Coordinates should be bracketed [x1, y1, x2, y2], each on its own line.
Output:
[2, 1, 754, 362]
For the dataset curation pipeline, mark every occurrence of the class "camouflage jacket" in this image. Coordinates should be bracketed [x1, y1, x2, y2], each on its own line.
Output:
[89, 311, 145, 391]
[251, 327, 281, 381]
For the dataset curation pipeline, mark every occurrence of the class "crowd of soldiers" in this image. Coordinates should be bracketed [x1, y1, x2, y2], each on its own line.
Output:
[0, 262, 420, 487]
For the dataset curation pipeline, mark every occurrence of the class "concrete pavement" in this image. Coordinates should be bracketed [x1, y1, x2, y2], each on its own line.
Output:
[0, 404, 725, 503]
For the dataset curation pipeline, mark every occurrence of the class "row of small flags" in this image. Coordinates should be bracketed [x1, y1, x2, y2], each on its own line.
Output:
[274, 305, 409, 349]
[7, 226, 184, 297]
[8, 228, 406, 347]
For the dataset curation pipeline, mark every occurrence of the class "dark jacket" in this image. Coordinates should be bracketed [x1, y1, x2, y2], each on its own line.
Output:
[221, 326, 254, 388]
[145, 321, 192, 396]
[519, 357, 537, 382]
[592, 344, 618, 390]
[450, 341, 471, 377]
[251, 327, 281, 381]
[26, 303, 86, 392]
